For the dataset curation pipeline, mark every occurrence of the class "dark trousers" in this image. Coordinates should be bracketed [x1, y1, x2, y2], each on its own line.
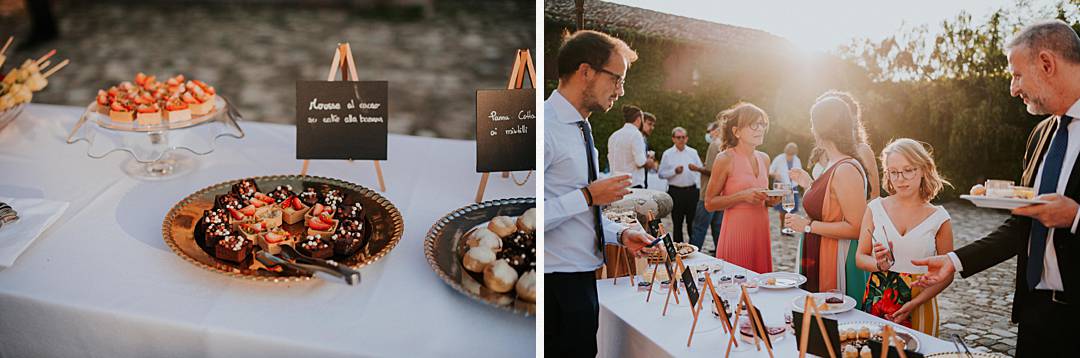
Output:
[668, 185, 697, 243]
[1015, 290, 1080, 356]
[546, 271, 600, 358]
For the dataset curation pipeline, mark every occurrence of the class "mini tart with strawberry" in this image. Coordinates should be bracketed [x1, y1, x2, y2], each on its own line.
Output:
[257, 227, 294, 255]
[96, 90, 111, 114]
[305, 204, 339, 237]
[135, 103, 163, 125]
[238, 221, 271, 241]
[164, 96, 191, 122]
[227, 205, 259, 229]
[109, 100, 134, 123]
[184, 81, 216, 115]
[280, 196, 310, 225]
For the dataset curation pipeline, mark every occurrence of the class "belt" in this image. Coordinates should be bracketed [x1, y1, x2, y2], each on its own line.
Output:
[1033, 289, 1069, 305]
[668, 185, 697, 190]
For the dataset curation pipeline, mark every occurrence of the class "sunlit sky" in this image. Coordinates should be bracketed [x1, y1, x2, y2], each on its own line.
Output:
[606, 0, 1051, 53]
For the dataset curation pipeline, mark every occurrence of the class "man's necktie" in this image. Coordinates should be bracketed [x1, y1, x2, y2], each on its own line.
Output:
[577, 121, 606, 259]
[1027, 115, 1073, 290]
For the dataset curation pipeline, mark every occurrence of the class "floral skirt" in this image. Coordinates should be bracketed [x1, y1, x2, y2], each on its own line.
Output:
[860, 271, 939, 336]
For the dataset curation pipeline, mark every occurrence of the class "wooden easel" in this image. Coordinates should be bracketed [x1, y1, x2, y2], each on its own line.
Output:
[644, 211, 679, 302]
[300, 43, 387, 192]
[474, 49, 536, 203]
[692, 271, 736, 348]
[661, 254, 689, 316]
[725, 285, 774, 358]
[878, 325, 909, 358]
[797, 294, 838, 358]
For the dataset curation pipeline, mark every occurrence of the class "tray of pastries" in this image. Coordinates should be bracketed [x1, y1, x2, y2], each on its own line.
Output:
[425, 198, 535, 316]
[962, 180, 1045, 210]
[90, 72, 227, 131]
[163, 175, 403, 282]
[839, 321, 921, 356]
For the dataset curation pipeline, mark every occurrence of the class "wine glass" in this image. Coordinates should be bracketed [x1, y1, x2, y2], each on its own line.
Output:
[778, 183, 797, 235]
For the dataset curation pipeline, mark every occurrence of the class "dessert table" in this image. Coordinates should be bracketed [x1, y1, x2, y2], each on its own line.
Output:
[597, 252, 959, 357]
[0, 104, 535, 357]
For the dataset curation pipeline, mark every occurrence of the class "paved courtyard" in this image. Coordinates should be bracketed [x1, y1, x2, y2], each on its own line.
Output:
[0, 0, 534, 139]
[667, 201, 1016, 355]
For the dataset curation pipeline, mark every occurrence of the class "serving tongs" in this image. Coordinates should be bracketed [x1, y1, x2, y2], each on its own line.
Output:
[951, 334, 975, 358]
[255, 246, 360, 286]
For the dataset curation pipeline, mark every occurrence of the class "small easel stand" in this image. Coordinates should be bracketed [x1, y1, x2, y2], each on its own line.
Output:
[300, 43, 387, 192]
[644, 211, 678, 303]
[691, 271, 736, 348]
[797, 294, 838, 358]
[610, 211, 639, 287]
[474, 49, 536, 203]
[878, 325, 908, 358]
[725, 285, 774, 358]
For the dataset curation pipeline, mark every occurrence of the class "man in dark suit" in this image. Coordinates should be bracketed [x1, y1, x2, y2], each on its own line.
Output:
[913, 20, 1080, 356]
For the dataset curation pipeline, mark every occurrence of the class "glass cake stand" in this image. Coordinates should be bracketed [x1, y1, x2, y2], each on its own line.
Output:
[66, 96, 244, 180]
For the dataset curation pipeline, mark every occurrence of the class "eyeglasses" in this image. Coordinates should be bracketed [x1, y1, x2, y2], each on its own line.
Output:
[673, 135, 687, 139]
[748, 121, 768, 131]
[887, 167, 920, 180]
[590, 65, 626, 88]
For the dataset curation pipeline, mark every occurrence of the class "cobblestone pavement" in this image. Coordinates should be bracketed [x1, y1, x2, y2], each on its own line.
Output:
[666, 201, 1016, 355]
[0, 0, 534, 139]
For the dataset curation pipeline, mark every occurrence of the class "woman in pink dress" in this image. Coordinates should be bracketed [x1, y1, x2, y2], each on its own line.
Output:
[704, 102, 780, 273]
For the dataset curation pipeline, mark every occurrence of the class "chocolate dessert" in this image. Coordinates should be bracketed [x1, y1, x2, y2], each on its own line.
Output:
[826, 296, 844, 304]
[297, 235, 333, 259]
[498, 231, 535, 274]
[202, 223, 233, 252]
[299, 187, 321, 207]
[231, 179, 260, 201]
[267, 185, 295, 203]
[214, 235, 252, 263]
[320, 188, 344, 208]
[194, 209, 228, 248]
[213, 193, 243, 211]
[331, 224, 365, 257]
[335, 202, 365, 221]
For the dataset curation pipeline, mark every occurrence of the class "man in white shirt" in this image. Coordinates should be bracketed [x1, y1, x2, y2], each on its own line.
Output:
[913, 20, 1080, 356]
[658, 127, 703, 243]
[608, 105, 656, 188]
[545, 30, 656, 357]
[769, 142, 803, 235]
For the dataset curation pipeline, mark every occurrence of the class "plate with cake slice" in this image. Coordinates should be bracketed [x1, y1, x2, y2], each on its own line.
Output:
[162, 175, 403, 282]
[425, 198, 536, 316]
[791, 292, 858, 315]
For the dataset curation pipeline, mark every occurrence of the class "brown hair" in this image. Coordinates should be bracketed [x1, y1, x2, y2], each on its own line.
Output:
[880, 138, 951, 201]
[556, 30, 639, 81]
[811, 91, 870, 176]
[717, 102, 768, 150]
[623, 105, 643, 123]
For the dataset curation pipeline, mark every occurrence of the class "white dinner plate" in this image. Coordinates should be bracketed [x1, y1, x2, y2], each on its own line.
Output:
[760, 189, 791, 197]
[960, 195, 1047, 210]
[758, 272, 806, 289]
[791, 293, 857, 315]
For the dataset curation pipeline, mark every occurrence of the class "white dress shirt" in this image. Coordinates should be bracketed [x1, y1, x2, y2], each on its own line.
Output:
[769, 154, 803, 185]
[607, 123, 648, 187]
[949, 99, 1080, 291]
[545, 90, 627, 273]
[658, 145, 702, 188]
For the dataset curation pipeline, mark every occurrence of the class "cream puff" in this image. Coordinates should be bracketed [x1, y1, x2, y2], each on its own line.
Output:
[463, 246, 496, 273]
[483, 259, 518, 293]
[488, 216, 516, 237]
[516, 208, 536, 232]
[467, 228, 502, 251]
[516, 270, 536, 302]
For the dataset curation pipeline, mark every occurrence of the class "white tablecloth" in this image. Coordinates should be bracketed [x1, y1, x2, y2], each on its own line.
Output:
[597, 253, 958, 357]
[0, 104, 535, 357]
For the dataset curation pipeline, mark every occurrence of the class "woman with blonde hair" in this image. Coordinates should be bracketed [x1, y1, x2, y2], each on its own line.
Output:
[704, 102, 781, 273]
[786, 92, 871, 299]
[855, 138, 953, 336]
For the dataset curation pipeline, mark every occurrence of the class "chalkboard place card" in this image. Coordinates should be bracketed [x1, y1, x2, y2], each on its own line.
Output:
[296, 81, 388, 160]
[475, 89, 535, 172]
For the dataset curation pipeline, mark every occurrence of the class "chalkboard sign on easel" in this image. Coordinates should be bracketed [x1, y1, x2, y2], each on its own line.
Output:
[296, 43, 387, 192]
[474, 49, 536, 203]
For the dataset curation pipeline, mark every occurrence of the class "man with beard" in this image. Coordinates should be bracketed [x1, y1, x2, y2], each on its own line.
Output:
[545, 30, 656, 357]
[913, 20, 1080, 356]
[608, 105, 657, 188]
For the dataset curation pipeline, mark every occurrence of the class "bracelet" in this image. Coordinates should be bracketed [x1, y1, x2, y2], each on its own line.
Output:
[582, 187, 594, 206]
[617, 228, 626, 246]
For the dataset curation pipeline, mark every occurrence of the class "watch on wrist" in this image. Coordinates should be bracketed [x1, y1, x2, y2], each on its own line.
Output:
[804, 220, 813, 234]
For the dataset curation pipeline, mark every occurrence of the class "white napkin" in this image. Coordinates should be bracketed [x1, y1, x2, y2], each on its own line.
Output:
[0, 197, 69, 269]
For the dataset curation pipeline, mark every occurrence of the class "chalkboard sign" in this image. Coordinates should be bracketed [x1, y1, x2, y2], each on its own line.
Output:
[659, 233, 677, 283]
[296, 81, 388, 160]
[476, 89, 535, 172]
[867, 340, 925, 358]
[681, 268, 699, 307]
[793, 311, 840, 358]
[646, 218, 662, 237]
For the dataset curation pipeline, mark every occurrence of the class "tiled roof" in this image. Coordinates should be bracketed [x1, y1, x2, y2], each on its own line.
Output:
[545, 0, 792, 52]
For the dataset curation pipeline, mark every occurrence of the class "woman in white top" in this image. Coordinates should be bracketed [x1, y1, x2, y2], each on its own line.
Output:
[855, 138, 954, 336]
